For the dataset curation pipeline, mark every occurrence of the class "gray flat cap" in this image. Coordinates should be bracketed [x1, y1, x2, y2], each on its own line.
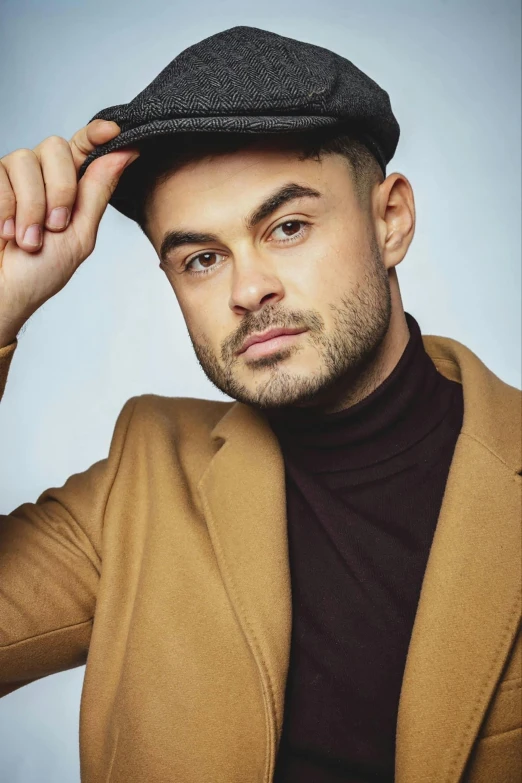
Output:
[79, 25, 400, 220]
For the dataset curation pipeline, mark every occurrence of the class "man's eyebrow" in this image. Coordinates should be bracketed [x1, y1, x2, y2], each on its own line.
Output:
[245, 182, 322, 231]
[159, 182, 322, 264]
[160, 230, 221, 264]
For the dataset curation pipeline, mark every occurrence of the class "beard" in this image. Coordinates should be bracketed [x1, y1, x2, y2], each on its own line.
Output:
[189, 230, 392, 411]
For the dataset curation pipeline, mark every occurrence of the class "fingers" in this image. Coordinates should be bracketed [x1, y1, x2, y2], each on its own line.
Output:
[0, 120, 129, 256]
[69, 119, 121, 171]
[1, 135, 78, 252]
[0, 162, 16, 242]
[0, 149, 46, 251]
[34, 135, 77, 231]
[71, 148, 139, 242]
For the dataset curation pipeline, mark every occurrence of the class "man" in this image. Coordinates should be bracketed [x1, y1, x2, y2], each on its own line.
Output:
[0, 25, 520, 783]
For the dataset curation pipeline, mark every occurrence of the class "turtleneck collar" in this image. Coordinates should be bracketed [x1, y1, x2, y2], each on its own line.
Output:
[264, 312, 458, 472]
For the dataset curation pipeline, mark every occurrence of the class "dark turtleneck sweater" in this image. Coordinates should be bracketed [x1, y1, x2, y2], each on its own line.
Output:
[266, 312, 464, 783]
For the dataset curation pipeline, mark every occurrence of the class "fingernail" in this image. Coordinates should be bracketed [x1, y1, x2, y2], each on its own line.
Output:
[23, 224, 42, 247]
[100, 120, 120, 132]
[47, 207, 69, 230]
[2, 218, 15, 237]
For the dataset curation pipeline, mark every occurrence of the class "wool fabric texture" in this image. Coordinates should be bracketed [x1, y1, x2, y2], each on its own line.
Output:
[79, 25, 400, 220]
[0, 328, 520, 782]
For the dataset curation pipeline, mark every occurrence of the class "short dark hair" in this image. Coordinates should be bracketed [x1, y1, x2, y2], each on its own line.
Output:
[130, 127, 385, 234]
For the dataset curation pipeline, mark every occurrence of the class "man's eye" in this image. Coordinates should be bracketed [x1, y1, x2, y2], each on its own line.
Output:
[270, 220, 309, 242]
[185, 252, 225, 274]
[183, 220, 309, 275]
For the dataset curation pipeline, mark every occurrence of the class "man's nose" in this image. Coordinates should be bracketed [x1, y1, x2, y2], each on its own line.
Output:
[228, 256, 285, 314]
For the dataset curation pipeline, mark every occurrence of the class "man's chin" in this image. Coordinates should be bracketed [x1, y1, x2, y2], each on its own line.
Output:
[222, 366, 334, 410]
[195, 343, 331, 409]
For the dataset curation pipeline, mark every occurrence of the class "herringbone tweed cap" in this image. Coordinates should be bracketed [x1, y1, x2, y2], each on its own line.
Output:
[80, 25, 400, 220]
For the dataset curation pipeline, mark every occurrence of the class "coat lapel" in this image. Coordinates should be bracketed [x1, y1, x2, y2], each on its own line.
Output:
[197, 401, 292, 778]
[395, 336, 522, 782]
[198, 334, 521, 783]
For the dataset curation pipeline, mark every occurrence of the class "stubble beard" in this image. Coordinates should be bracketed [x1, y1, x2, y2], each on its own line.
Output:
[189, 231, 392, 411]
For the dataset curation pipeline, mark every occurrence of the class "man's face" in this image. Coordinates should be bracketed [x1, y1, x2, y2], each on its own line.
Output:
[145, 143, 392, 410]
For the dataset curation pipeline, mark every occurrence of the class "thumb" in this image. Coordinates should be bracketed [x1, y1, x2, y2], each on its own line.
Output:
[71, 149, 139, 234]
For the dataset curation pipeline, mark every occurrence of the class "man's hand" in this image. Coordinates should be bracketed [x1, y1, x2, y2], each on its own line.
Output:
[0, 120, 139, 345]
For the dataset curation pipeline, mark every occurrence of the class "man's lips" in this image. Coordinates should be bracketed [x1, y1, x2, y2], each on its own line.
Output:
[236, 327, 308, 356]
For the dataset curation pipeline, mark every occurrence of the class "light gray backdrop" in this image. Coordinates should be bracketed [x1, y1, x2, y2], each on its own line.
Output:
[0, 0, 520, 780]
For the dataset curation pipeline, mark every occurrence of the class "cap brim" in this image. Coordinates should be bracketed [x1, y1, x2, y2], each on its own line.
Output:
[79, 114, 383, 220]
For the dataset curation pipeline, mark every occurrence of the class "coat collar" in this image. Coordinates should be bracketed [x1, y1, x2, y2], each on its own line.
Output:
[198, 333, 522, 783]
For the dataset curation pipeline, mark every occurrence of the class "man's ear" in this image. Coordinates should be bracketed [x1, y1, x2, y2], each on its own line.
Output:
[374, 172, 416, 270]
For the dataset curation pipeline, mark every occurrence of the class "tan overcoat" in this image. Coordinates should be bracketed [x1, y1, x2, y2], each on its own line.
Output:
[0, 331, 520, 783]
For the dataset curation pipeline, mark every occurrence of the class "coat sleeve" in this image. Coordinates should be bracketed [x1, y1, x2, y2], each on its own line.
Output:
[0, 339, 138, 697]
